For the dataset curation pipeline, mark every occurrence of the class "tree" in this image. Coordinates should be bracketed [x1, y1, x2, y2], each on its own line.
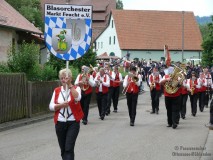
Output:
[201, 16, 213, 67]
[72, 48, 97, 72]
[116, 0, 123, 10]
[5, 0, 43, 30]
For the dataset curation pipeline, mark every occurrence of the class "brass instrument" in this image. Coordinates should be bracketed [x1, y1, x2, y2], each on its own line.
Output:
[89, 64, 94, 74]
[164, 64, 185, 94]
[95, 77, 101, 87]
[80, 67, 90, 91]
[190, 78, 195, 95]
[122, 72, 139, 95]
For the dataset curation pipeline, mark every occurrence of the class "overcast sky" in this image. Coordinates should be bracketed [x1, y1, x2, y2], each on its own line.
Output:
[122, 0, 213, 17]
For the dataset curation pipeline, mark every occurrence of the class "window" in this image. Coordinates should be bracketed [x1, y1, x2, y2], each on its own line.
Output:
[101, 42, 103, 48]
[114, 36, 115, 44]
[109, 37, 111, 45]
[112, 20, 114, 28]
[98, 42, 100, 49]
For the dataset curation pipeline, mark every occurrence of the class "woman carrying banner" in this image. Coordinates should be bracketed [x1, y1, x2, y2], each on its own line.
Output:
[49, 68, 83, 160]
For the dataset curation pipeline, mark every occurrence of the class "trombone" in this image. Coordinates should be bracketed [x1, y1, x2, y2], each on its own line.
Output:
[122, 72, 139, 95]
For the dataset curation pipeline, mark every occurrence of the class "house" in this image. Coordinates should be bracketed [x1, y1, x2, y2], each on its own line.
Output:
[40, 0, 116, 42]
[95, 10, 203, 62]
[0, 0, 42, 62]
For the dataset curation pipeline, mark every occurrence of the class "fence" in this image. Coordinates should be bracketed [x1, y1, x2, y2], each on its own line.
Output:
[0, 73, 27, 123]
[0, 73, 125, 123]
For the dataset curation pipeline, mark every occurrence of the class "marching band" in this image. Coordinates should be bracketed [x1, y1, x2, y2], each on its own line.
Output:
[58, 60, 213, 129]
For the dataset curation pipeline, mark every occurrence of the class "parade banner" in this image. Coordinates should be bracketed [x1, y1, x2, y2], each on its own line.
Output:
[44, 4, 92, 60]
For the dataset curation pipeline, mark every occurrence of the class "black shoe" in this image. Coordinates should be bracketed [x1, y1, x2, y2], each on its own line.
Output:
[106, 113, 109, 116]
[181, 116, 185, 119]
[156, 110, 159, 114]
[167, 124, 172, 127]
[100, 117, 104, 120]
[192, 113, 196, 117]
[130, 122, 134, 126]
[150, 111, 155, 114]
[176, 121, 179, 125]
[113, 110, 117, 113]
[200, 109, 204, 112]
[172, 124, 177, 129]
[82, 120, 88, 125]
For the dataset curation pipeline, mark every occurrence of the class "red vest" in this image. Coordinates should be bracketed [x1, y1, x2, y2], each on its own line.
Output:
[109, 71, 114, 87]
[198, 79, 206, 92]
[164, 75, 181, 97]
[126, 76, 139, 94]
[79, 74, 92, 94]
[181, 80, 188, 95]
[95, 75, 108, 94]
[113, 72, 120, 87]
[53, 87, 84, 124]
[190, 79, 198, 94]
[150, 75, 161, 91]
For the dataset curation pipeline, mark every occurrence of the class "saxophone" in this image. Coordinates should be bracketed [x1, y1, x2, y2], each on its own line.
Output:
[190, 78, 195, 95]
[164, 64, 185, 94]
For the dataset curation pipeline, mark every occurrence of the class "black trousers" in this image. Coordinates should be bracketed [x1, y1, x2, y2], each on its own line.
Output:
[189, 93, 198, 115]
[55, 121, 80, 160]
[204, 91, 211, 106]
[198, 91, 205, 111]
[180, 94, 188, 117]
[112, 86, 120, 111]
[106, 87, 113, 113]
[165, 96, 181, 126]
[210, 100, 213, 124]
[80, 92, 92, 122]
[96, 92, 108, 118]
[126, 92, 138, 123]
[150, 89, 160, 112]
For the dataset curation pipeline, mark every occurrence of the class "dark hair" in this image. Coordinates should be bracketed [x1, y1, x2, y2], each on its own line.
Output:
[130, 66, 137, 71]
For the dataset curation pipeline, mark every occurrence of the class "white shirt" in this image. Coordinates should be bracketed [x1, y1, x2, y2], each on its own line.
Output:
[74, 74, 95, 87]
[186, 78, 201, 90]
[49, 86, 81, 122]
[123, 74, 141, 88]
[94, 74, 110, 92]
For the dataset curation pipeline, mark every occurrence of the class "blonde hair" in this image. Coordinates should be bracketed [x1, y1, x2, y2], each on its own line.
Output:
[59, 68, 72, 78]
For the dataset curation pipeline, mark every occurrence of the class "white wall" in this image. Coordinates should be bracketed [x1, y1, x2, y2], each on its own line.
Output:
[95, 16, 122, 57]
[121, 50, 202, 62]
[0, 28, 16, 62]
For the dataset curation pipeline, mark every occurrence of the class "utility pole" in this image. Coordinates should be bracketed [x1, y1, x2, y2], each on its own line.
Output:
[182, 11, 184, 62]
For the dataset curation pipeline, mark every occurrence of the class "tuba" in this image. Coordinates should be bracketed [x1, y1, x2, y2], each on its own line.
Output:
[164, 64, 185, 94]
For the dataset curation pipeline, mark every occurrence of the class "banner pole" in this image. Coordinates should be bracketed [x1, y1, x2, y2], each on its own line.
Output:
[65, 60, 69, 121]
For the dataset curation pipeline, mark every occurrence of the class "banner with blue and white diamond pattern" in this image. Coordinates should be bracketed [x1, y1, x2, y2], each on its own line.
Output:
[44, 4, 92, 60]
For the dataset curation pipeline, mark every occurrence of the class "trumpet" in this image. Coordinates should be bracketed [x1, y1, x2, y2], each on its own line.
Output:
[122, 83, 130, 95]
[190, 78, 195, 95]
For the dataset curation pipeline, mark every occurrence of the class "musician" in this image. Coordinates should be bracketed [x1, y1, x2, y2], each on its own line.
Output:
[160, 66, 182, 129]
[105, 64, 115, 115]
[148, 67, 162, 114]
[204, 67, 212, 108]
[49, 68, 83, 160]
[112, 66, 123, 112]
[198, 72, 207, 112]
[75, 66, 95, 125]
[94, 68, 110, 120]
[186, 71, 201, 116]
[123, 66, 141, 126]
[180, 78, 188, 119]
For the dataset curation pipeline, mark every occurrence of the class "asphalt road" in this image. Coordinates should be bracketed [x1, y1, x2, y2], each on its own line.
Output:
[0, 86, 212, 160]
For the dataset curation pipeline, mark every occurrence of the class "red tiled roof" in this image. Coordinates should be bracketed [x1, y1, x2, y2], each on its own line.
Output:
[0, 0, 42, 34]
[40, 0, 116, 41]
[112, 10, 202, 51]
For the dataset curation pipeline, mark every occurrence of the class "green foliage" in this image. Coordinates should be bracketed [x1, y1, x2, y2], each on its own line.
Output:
[71, 48, 97, 72]
[46, 54, 66, 74]
[201, 16, 213, 67]
[200, 24, 210, 39]
[0, 62, 11, 73]
[116, 0, 123, 10]
[7, 41, 40, 79]
[5, 0, 43, 30]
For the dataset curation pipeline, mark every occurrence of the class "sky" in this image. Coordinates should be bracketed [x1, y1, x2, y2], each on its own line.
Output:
[122, 0, 213, 17]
